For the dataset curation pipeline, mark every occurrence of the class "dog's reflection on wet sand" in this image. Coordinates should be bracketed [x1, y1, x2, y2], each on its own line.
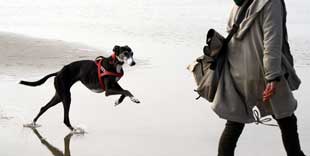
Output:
[31, 128, 73, 156]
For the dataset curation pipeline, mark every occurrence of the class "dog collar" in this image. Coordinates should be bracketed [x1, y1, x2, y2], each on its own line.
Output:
[111, 53, 117, 60]
[111, 52, 124, 65]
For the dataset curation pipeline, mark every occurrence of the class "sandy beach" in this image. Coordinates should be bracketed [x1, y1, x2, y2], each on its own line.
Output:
[1, 0, 309, 155]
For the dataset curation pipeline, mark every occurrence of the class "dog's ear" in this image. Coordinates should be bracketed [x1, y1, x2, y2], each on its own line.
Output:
[124, 45, 132, 52]
[113, 45, 120, 54]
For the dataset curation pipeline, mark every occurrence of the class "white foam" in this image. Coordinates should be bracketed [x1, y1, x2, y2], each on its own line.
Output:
[23, 122, 41, 128]
[71, 127, 87, 135]
[0, 116, 14, 120]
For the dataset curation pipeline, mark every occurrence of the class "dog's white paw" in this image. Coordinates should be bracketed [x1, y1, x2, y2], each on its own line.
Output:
[114, 99, 121, 107]
[71, 127, 86, 135]
[23, 122, 41, 128]
[130, 97, 140, 104]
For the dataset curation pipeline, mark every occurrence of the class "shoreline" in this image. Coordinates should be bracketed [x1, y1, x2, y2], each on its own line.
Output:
[0, 32, 107, 80]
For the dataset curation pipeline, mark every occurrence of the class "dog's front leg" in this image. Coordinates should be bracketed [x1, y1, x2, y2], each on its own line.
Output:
[115, 95, 126, 106]
[106, 89, 140, 104]
[105, 88, 132, 97]
[103, 77, 131, 97]
[104, 77, 140, 104]
[108, 89, 140, 105]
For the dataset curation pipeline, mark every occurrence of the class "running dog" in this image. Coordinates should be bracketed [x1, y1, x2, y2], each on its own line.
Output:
[20, 45, 140, 131]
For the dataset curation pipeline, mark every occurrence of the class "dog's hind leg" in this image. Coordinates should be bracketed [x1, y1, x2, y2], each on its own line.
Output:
[61, 93, 84, 134]
[33, 94, 61, 124]
[61, 92, 74, 131]
[54, 73, 77, 132]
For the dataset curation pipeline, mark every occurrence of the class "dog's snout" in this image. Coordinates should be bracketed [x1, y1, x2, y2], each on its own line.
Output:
[126, 57, 136, 66]
[130, 61, 136, 66]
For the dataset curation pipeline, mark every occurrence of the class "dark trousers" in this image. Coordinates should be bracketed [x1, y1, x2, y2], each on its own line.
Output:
[218, 114, 306, 156]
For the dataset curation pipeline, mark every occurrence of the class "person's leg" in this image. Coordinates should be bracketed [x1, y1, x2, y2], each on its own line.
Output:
[218, 120, 245, 156]
[276, 114, 306, 156]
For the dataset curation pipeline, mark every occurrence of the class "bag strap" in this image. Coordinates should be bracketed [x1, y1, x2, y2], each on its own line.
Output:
[215, 0, 253, 70]
[216, 0, 253, 73]
[225, 0, 254, 44]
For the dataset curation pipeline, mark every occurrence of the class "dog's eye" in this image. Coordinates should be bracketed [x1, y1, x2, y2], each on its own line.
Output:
[124, 52, 130, 57]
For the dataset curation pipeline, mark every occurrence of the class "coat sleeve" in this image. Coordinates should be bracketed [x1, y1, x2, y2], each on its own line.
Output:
[262, 0, 283, 81]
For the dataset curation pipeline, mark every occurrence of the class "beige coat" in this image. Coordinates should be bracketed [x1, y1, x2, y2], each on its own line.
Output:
[211, 0, 300, 123]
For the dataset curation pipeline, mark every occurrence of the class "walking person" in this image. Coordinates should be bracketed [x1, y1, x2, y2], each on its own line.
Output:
[211, 0, 307, 155]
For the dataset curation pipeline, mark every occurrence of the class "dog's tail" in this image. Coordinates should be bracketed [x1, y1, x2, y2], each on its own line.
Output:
[19, 72, 58, 87]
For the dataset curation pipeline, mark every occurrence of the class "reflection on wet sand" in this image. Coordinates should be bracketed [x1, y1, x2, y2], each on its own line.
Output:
[31, 128, 73, 156]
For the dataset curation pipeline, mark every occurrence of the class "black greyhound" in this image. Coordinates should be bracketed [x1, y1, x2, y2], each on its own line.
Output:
[20, 45, 140, 132]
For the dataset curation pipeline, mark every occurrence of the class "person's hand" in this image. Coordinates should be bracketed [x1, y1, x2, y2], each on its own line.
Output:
[263, 81, 277, 103]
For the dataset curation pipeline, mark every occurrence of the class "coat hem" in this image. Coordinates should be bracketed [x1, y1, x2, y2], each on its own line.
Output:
[212, 104, 297, 124]
[212, 107, 255, 124]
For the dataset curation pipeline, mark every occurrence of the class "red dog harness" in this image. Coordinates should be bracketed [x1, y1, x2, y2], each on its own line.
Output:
[95, 53, 124, 91]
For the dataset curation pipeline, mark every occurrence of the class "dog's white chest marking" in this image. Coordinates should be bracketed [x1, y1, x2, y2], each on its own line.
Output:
[116, 65, 122, 73]
[91, 89, 103, 93]
[116, 65, 122, 81]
